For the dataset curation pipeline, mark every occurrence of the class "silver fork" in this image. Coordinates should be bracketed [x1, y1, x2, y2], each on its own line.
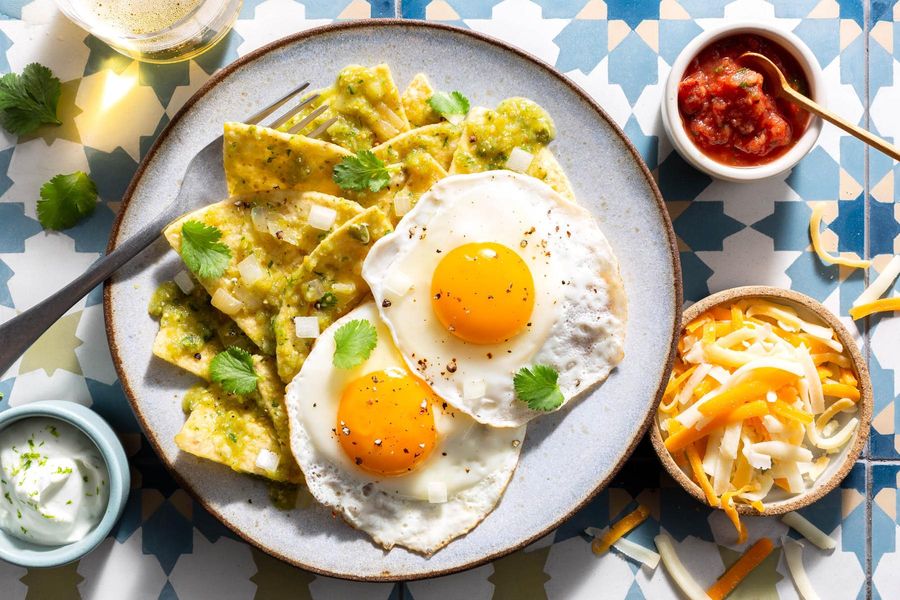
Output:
[0, 82, 338, 377]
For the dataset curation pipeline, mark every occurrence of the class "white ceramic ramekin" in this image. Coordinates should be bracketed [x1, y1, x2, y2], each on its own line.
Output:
[661, 22, 825, 182]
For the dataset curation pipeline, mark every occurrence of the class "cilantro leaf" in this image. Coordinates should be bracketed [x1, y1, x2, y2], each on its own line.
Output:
[179, 220, 231, 279]
[210, 347, 258, 394]
[332, 319, 378, 369]
[427, 91, 470, 120]
[332, 151, 393, 192]
[0, 63, 62, 135]
[36, 171, 98, 230]
[513, 365, 564, 412]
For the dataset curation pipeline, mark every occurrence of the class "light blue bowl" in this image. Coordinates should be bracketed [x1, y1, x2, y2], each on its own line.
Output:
[0, 401, 130, 568]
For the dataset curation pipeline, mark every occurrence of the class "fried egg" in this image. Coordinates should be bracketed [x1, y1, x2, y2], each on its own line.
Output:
[284, 302, 525, 554]
[362, 171, 627, 427]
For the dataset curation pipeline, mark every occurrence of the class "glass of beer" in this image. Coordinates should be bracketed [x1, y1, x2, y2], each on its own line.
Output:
[55, 0, 243, 63]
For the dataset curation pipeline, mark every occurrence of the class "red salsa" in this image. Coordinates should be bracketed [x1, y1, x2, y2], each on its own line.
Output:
[678, 34, 810, 166]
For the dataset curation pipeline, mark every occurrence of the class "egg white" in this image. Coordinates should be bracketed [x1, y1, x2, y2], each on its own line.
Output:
[285, 302, 525, 554]
[362, 171, 627, 427]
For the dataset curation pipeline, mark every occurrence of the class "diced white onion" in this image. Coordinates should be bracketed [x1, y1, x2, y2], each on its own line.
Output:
[463, 379, 486, 400]
[384, 270, 413, 298]
[307, 204, 338, 231]
[250, 206, 268, 232]
[237, 255, 265, 286]
[782, 537, 822, 600]
[173, 270, 195, 294]
[613, 536, 661, 569]
[446, 112, 465, 125]
[211, 288, 243, 315]
[427, 481, 448, 504]
[255, 448, 280, 473]
[294, 316, 320, 339]
[302, 278, 326, 303]
[781, 512, 836, 550]
[505, 147, 534, 173]
[854, 255, 900, 307]
[232, 285, 262, 310]
[331, 282, 356, 296]
[393, 189, 414, 217]
[654, 534, 710, 600]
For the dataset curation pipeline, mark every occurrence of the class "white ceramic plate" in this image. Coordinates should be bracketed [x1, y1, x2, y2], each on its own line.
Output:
[104, 21, 681, 581]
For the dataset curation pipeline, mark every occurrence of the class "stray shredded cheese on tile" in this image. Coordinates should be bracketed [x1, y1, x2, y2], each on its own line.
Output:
[809, 204, 871, 269]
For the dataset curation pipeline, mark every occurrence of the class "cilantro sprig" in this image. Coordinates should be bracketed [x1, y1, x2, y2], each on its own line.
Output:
[179, 220, 231, 279]
[37, 171, 98, 230]
[427, 91, 470, 121]
[332, 150, 396, 193]
[332, 319, 378, 369]
[513, 364, 564, 412]
[0, 63, 61, 136]
[210, 347, 258, 394]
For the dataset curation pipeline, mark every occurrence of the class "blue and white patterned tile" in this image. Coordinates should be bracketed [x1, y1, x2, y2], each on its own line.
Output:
[868, 0, 900, 460]
[872, 463, 900, 600]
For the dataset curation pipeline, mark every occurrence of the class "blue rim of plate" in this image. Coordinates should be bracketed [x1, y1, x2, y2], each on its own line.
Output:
[103, 19, 683, 581]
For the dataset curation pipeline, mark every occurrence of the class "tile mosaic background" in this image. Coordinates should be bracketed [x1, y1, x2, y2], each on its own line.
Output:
[0, 0, 897, 597]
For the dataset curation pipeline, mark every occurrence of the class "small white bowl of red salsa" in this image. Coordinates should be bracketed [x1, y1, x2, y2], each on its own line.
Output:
[662, 22, 824, 182]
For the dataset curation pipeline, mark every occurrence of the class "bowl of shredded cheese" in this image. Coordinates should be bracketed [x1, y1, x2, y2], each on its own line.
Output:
[650, 286, 871, 542]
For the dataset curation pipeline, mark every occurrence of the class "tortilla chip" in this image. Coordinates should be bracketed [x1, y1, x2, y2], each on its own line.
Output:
[223, 122, 351, 197]
[163, 190, 364, 354]
[149, 281, 255, 379]
[373, 121, 459, 171]
[278, 64, 410, 152]
[273, 206, 394, 383]
[175, 382, 302, 483]
[401, 73, 441, 128]
[528, 148, 576, 202]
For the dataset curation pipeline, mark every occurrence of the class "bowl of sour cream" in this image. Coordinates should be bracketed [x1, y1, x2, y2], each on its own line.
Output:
[0, 400, 129, 567]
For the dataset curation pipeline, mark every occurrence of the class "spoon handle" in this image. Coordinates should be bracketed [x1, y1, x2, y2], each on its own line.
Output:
[782, 86, 900, 161]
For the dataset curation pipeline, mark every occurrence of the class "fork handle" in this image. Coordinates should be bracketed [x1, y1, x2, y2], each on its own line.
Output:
[0, 208, 175, 378]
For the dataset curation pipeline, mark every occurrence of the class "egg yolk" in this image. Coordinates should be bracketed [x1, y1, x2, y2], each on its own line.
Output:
[430, 242, 535, 344]
[337, 367, 437, 476]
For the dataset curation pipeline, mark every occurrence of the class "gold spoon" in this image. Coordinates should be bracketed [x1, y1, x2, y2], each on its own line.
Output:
[740, 51, 900, 161]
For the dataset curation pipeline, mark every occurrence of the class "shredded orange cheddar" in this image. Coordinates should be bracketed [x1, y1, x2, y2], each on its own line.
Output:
[840, 368, 858, 386]
[821, 382, 860, 401]
[848, 297, 900, 320]
[660, 297, 861, 547]
[707, 538, 774, 600]
[770, 399, 814, 425]
[686, 443, 719, 507]
[591, 505, 651, 555]
[720, 491, 746, 543]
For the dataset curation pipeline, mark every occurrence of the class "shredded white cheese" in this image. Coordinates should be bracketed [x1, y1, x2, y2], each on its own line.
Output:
[654, 534, 711, 600]
[853, 255, 900, 307]
[782, 537, 822, 600]
[781, 512, 836, 550]
[613, 536, 660, 569]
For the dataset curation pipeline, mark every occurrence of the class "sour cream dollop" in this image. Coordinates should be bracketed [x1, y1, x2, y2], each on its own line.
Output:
[0, 418, 109, 545]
